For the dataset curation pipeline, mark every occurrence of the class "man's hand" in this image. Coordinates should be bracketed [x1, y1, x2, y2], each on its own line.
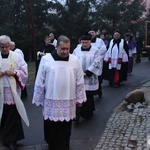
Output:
[40, 52, 45, 56]
[0, 71, 4, 77]
[83, 73, 86, 76]
[4, 70, 16, 76]
[77, 103, 82, 107]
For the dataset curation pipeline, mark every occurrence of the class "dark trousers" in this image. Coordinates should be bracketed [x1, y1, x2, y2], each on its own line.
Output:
[128, 57, 133, 74]
[76, 94, 95, 118]
[21, 86, 28, 99]
[135, 47, 141, 62]
[109, 68, 120, 86]
[98, 75, 102, 96]
[0, 105, 24, 143]
[44, 120, 72, 150]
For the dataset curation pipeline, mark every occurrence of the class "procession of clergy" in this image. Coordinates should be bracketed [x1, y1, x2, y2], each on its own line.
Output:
[0, 29, 133, 150]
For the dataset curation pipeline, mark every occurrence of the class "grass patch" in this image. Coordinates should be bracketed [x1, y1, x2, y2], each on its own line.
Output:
[27, 61, 36, 85]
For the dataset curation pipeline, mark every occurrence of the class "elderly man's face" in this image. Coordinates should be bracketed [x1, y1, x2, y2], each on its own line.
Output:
[57, 41, 70, 58]
[113, 32, 121, 40]
[0, 42, 10, 54]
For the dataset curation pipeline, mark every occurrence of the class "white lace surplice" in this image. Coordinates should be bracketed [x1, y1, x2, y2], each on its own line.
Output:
[0, 51, 28, 104]
[73, 46, 102, 91]
[32, 54, 86, 122]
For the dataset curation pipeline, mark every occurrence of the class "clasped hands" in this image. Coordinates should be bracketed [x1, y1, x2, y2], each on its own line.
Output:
[40, 52, 45, 56]
[0, 70, 15, 77]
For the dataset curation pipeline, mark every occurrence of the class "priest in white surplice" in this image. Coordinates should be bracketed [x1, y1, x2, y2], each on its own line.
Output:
[73, 33, 102, 121]
[32, 35, 86, 150]
[0, 35, 28, 149]
[103, 30, 128, 88]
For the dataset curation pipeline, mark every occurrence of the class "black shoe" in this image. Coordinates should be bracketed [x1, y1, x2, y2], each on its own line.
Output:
[9, 142, 17, 150]
[112, 83, 119, 88]
[81, 113, 93, 119]
[135, 60, 141, 63]
[0, 142, 9, 149]
[98, 92, 102, 98]
[3, 142, 9, 147]
[109, 82, 113, 87]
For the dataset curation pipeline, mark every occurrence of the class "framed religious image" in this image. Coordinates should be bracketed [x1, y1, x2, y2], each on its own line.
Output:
[145, 21, 150, 48]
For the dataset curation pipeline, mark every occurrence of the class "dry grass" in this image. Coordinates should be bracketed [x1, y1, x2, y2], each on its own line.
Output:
[27, 61, 36, 85]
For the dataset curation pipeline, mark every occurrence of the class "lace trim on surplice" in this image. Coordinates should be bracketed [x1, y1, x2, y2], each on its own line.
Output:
[76, 83, 86, 103]
[43, 98, 76, 122]
[32, 85, 44, 106]
[4, 87, 15, 105]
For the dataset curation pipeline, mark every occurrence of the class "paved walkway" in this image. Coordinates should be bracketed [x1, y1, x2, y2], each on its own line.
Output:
[94, 85, 150, 150]
[1, 84, 150, 150]
[0, 143, 48, 150]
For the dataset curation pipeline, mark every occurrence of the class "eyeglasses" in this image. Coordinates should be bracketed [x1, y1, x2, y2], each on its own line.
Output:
[60, 47, 69, 50]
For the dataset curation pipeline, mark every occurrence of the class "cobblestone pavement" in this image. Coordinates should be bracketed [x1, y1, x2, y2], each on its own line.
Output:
[94, 86, 150, 150]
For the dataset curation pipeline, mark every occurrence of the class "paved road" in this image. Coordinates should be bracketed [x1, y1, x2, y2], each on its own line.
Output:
[15, 57, 150, 150]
